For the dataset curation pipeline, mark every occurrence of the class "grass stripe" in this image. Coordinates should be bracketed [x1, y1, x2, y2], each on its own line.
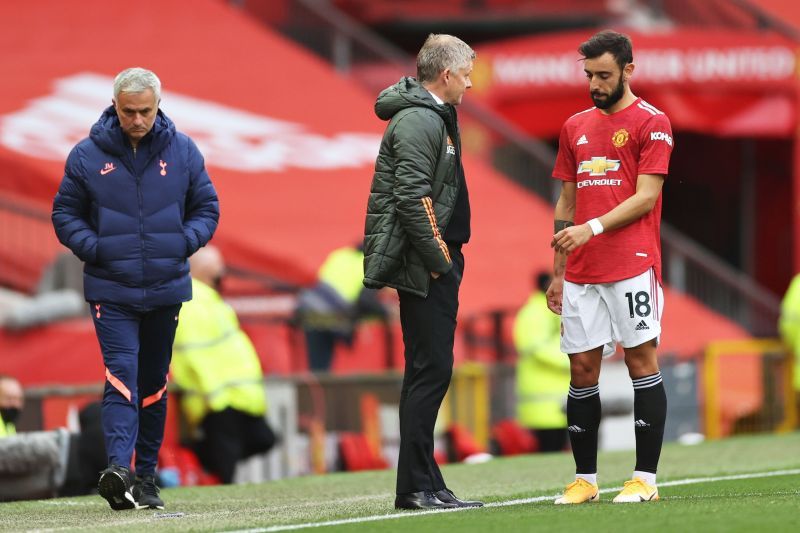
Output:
[242, 468, 800, 532]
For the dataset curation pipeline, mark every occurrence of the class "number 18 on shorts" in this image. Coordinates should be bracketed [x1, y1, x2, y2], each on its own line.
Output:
[560, 268, 664, 357]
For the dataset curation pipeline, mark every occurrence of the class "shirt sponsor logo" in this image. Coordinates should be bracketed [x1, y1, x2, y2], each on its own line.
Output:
[578, 178, 623, 188]
[650, 131, 673, 146]
[577, 156, 620, 176]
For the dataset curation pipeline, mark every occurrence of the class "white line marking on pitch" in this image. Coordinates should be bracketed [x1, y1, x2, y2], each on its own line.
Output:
[236, 468, 800, 532]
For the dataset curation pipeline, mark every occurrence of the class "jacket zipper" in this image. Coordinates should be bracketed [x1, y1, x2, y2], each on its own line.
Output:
[133, 143, 146, 304]
[439, 115, 461, 236]
[136, 174, 145, 303]
[132, 142, 164, 304]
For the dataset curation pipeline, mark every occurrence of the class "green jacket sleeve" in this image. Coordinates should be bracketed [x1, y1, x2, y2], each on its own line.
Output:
[391, 110, 453, 275]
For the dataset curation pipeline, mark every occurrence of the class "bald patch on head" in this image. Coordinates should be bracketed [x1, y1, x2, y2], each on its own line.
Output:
[0, 376, 23, 409]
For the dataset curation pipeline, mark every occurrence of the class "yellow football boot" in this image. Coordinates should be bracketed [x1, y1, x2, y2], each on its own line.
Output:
[612, 477, 659, 503]
[554, 478, 600, 504]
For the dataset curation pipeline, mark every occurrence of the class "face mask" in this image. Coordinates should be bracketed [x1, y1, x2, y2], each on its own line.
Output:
[0, 407, 20, 425]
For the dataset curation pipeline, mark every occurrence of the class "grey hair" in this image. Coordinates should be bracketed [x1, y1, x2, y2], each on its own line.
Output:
[113, 67, 161, 101]
[416, 34, 475, 83]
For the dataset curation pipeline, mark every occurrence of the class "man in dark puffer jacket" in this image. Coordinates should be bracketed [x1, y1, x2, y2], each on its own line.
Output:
[52, 67, 218, 511]
[363, 34, 483, 510]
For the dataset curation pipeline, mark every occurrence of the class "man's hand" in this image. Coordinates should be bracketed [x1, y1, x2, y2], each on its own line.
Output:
[552, 223, 594, 255]
[546, 277, 564, 315]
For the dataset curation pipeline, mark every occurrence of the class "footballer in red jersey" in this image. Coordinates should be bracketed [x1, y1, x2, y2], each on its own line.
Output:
[547, 30, 672, 506]
[552, 98, 672, 285]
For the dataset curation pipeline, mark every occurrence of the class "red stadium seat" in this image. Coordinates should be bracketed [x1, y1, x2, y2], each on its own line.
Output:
[491, 419, 538, 456]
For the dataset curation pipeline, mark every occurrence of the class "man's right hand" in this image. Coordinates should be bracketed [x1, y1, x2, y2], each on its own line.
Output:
[552, 224, 593, 255]
[546, 277, 564, 315]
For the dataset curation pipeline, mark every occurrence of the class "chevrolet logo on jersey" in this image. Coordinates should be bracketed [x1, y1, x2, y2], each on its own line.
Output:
[578, 157, 621, 176]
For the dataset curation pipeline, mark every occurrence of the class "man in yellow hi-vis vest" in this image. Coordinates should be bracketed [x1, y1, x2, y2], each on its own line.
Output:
[513, 272, 571, 452]
[296, 244, 387, 371]
[171, 246, 275, 483]
[0, 375, 23, 438]
[779, 273, 800, 410]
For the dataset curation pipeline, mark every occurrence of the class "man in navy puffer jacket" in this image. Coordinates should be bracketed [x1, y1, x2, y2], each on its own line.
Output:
[52, 67, 219, 511]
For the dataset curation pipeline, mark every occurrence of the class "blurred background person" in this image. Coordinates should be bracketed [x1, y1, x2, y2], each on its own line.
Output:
[171, 245, 276, 484]
[59, 401, 107, 497]
[0, 376, 106, 499]
[296, 243, 387, 372]
[0, 375, 23, 437]
[778, 272, 800, 417]
[513, 271, 570, 452]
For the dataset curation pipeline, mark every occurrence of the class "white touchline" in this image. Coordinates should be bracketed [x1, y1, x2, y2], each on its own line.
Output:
[233, 468, 800, 532]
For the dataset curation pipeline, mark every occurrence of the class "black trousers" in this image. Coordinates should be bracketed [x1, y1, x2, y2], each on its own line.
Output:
[396, 246, 463, 495]
[194, 408, 276, 484]
[305, 329, 351, 372]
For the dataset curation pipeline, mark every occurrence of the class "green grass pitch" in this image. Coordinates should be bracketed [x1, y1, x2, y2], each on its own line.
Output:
[1, 432, 798, 532]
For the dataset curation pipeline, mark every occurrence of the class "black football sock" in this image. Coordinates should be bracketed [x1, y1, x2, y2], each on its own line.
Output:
[567, 383, 601, 474]
[632, 372, 667, 473]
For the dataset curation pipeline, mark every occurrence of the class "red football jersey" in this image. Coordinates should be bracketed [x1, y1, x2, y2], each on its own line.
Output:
[552, 98, 673, 284]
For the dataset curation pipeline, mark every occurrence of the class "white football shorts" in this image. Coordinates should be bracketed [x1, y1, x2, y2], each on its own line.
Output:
[560, 268, 664, 357]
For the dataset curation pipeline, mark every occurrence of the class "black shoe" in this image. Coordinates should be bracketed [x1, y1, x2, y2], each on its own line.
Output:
[98, 465, 136, 511]
[132, 473, 164, 510]
[436, 488, 484, 508]
[395, 490, 459, 510]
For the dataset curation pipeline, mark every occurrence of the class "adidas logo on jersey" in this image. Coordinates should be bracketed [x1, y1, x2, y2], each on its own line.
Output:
[576, 134, 588, 145]
[635, 320, 649, 331]
[568, 425, 586, 433]
[635, 419, 651, 428]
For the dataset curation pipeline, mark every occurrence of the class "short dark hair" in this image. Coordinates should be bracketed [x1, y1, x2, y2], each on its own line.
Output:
[535, 271, 551, 292]
[579, 30, 633, 71]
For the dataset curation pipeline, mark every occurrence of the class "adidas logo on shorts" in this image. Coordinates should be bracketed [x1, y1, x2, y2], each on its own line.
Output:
[568, 425, 586, 433]
[635, 320, 649, 331]
[634, 419, 651, 427]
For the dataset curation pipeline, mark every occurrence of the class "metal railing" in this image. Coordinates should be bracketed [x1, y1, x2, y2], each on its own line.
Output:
[661, 224, 781, 336]
[254, 0, 782, 335]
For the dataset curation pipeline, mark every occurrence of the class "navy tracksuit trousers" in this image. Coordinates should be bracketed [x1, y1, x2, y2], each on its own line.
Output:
[90, 302, 181, 475]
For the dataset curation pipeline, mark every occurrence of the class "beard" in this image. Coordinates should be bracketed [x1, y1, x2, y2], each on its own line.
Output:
[591, 77, 625, 110]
